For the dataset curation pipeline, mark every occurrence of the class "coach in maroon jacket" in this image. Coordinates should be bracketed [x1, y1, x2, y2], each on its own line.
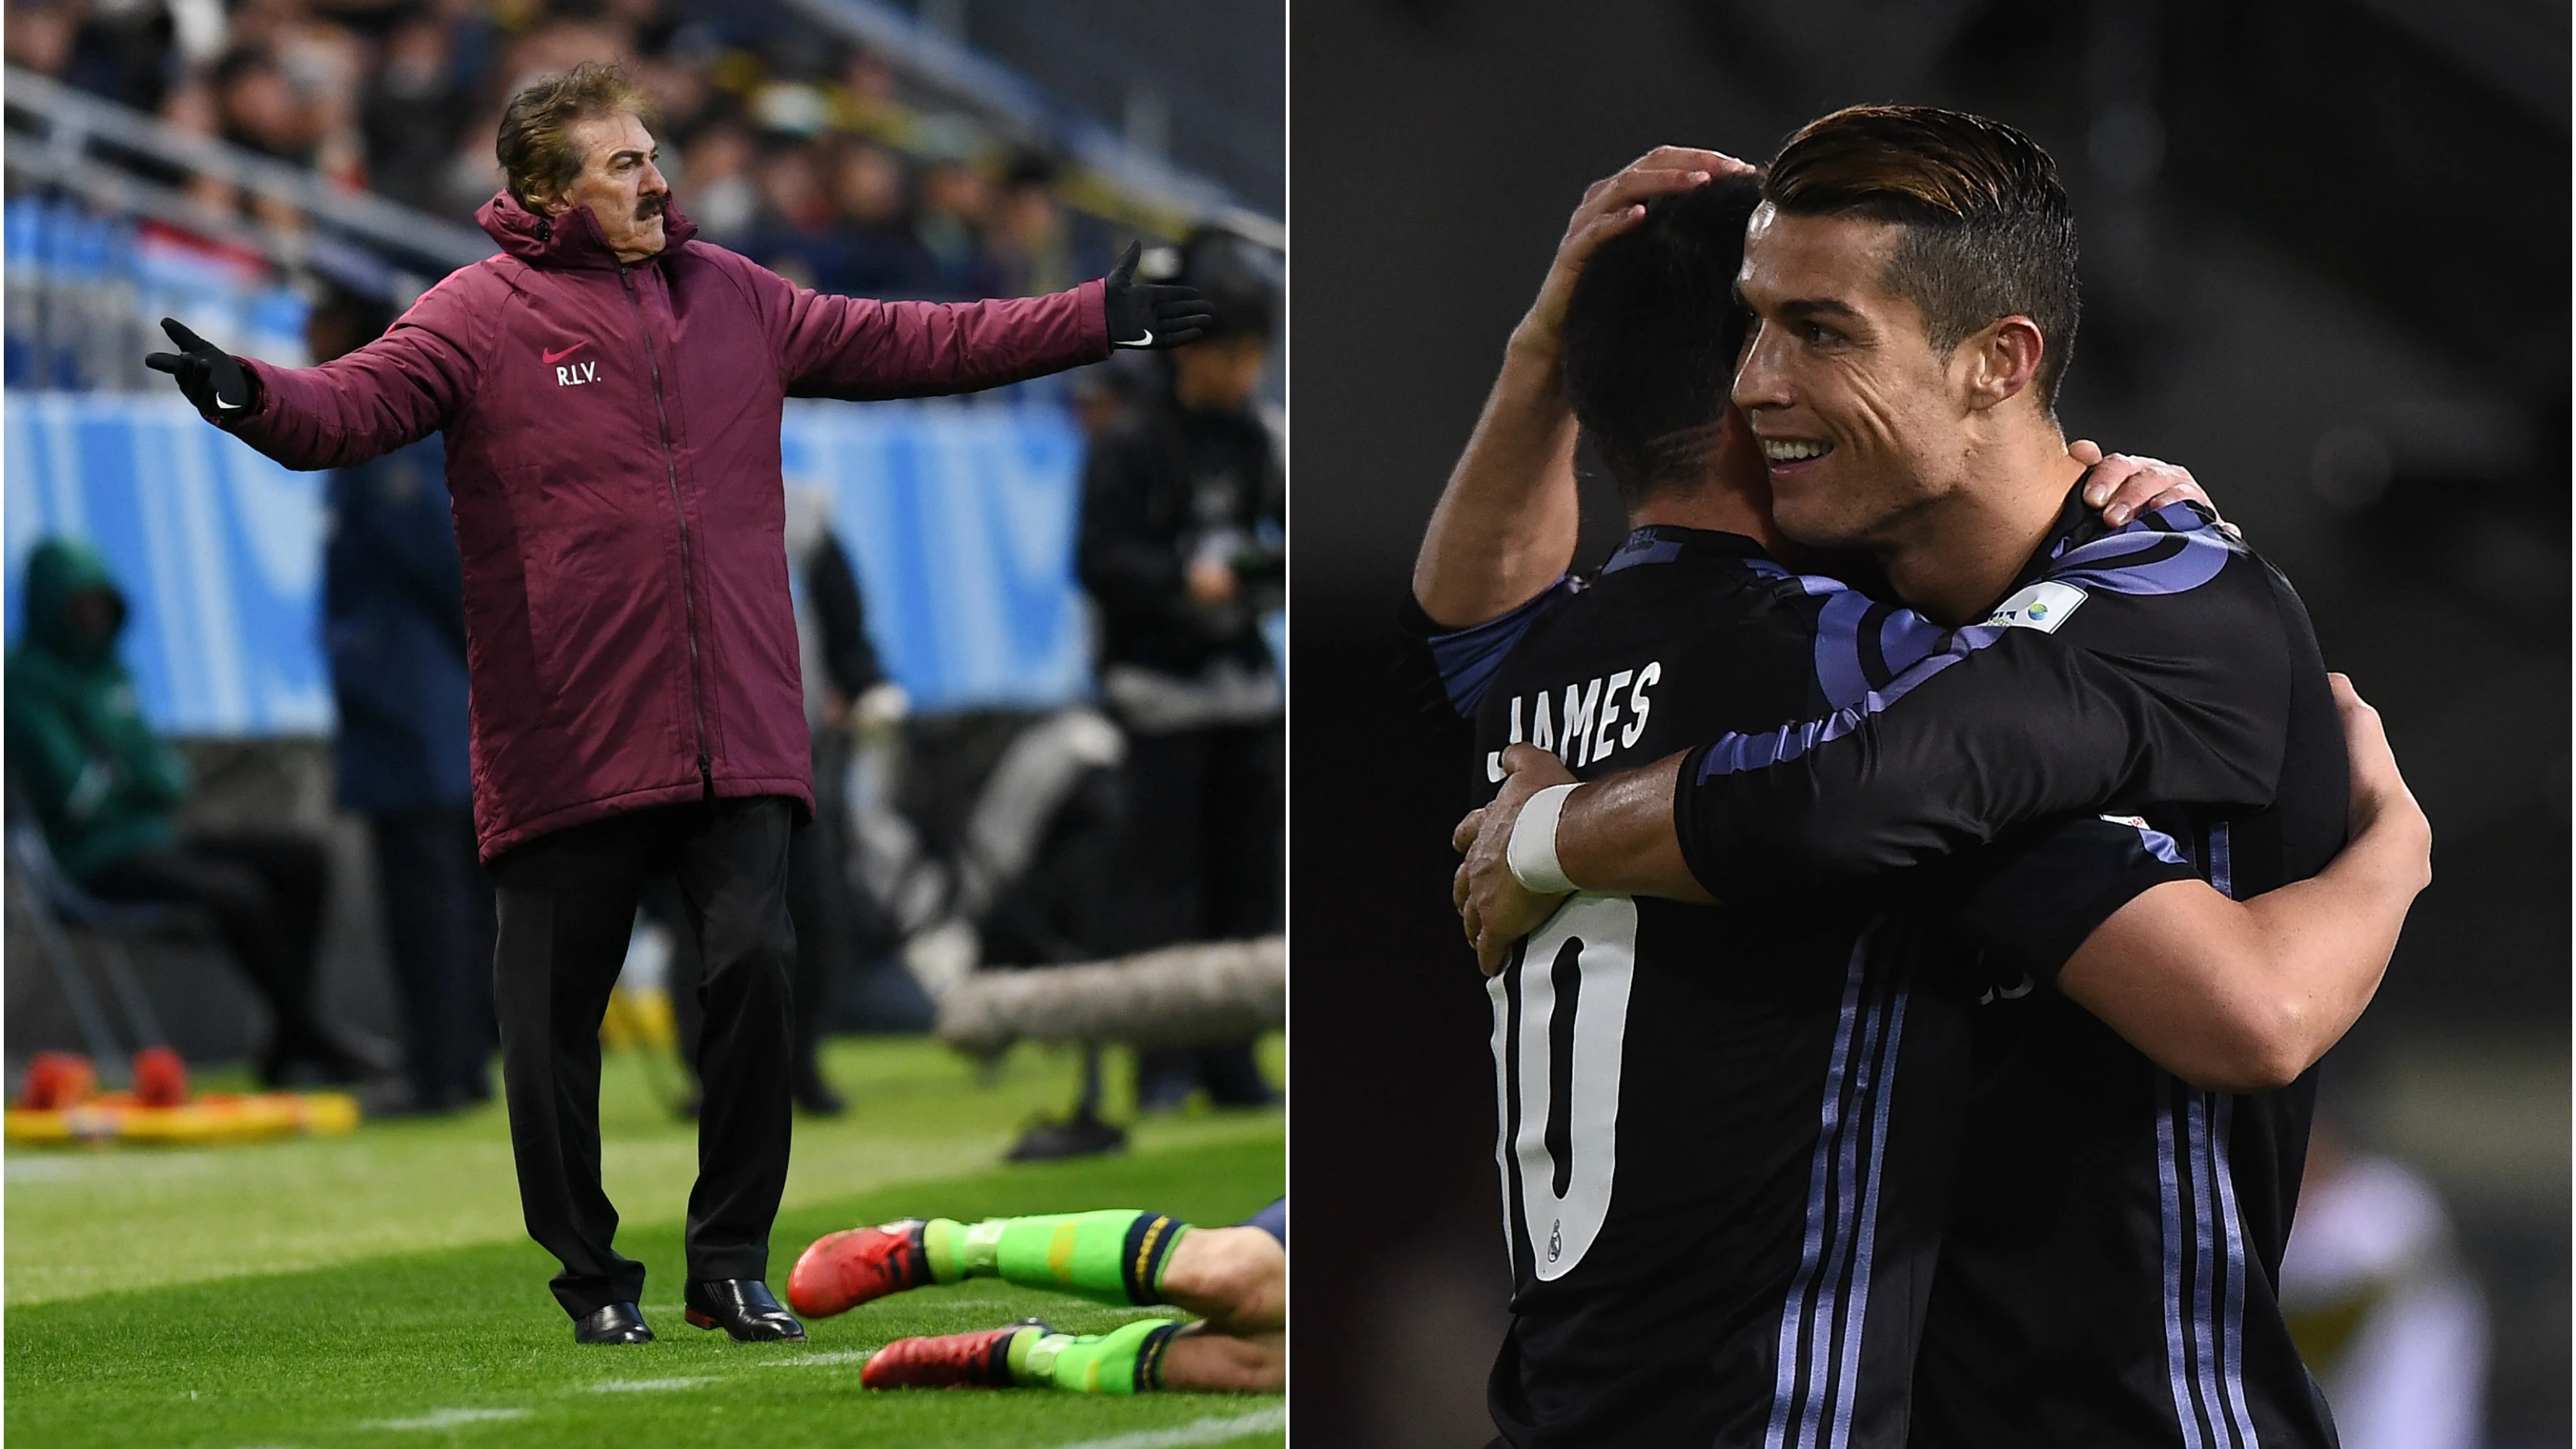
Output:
[145, 63, 1210, 1347]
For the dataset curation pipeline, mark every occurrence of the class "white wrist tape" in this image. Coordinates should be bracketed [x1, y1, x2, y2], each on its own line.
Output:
[1506, 783, 1580, 895]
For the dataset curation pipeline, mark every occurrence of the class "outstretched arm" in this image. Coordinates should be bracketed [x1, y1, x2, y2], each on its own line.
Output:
[2049, 675, 2428, 1091]
[1411, 148, 1747, 629]
[1447, 611, 2214, 976]
[1458, 674, 2428, 1095]
[771, 242, 1205, 400]
[772, 278, 1112, 399]
[1463, 476, 2246, 967]
[148, 285, 481, 471]
[1450, 742, 1691, 973]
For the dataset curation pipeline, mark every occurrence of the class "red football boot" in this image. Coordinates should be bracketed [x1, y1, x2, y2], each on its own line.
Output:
[861, 1319, 1050, 1391]
[786, 1218, 936, 1319]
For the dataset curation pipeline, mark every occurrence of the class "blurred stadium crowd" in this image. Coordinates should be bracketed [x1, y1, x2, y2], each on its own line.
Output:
[3, 0, 1283, 1148]
[5, 0, 1127, 301]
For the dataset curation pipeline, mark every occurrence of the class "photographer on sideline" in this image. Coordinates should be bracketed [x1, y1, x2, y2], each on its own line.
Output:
[1077, 234, 1283, 1111]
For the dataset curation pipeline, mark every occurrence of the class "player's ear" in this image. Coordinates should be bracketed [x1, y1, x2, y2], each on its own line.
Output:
[1959, 316, 2045, 412]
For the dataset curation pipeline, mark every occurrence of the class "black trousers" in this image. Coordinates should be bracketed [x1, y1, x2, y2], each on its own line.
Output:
[783, 753, 847, 1092]
[370, 807, 497, 1111]
[1111, 722, 1283, 950]
[487, 796, 797, 1319]
[86, 832, 333, 1081]
[669, 734, 846, 1097]
[1113, 722, 1283, 1107]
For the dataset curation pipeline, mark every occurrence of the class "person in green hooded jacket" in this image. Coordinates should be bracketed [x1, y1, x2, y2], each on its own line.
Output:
[7, 536, 374, 1086]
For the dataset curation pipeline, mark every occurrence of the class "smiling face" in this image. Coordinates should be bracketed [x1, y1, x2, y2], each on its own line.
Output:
[1730, 203, 1983, 551]
[550, 111, 670, 262]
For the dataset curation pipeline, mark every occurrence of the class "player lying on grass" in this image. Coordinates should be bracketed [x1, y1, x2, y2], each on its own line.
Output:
[1440, 114, 2426, 1447]
[786, 1198, 1283, 1394]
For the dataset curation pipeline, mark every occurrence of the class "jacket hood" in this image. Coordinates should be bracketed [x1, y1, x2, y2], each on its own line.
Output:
[18, 536, 125, 666]
[477, 189, 700, 269]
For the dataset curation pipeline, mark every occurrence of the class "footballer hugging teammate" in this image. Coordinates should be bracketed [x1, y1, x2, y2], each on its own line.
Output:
[1421, 109, 2431, 1447]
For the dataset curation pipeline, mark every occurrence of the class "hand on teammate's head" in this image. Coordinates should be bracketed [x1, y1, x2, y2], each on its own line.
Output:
[1515, 146, 1755, 360]
[2071, 439, 2235, 536]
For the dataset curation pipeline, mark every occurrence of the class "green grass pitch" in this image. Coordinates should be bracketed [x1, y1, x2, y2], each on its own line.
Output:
[6, 1035, 1286, 1448]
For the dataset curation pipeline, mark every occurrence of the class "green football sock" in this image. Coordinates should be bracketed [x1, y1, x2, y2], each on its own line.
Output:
[920, 1210, 1191, 1306]
[1006, 1318, 1186, 1395]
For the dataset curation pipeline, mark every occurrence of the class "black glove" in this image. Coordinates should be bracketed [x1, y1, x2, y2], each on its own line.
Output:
[1102, 241, 1214, 350]
[143, 317, 256, 414]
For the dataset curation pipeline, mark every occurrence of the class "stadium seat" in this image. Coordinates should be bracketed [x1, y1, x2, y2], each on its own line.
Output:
[5, 787, 208, 1079]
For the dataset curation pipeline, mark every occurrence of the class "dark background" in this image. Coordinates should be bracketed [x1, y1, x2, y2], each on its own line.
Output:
[1287, 2, 2571, 1444]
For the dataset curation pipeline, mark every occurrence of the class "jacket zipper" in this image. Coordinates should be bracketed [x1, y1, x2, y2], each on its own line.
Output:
[622, 264, 713, 797]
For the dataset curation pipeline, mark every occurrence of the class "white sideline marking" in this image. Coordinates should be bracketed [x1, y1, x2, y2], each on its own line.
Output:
[1046, 1407, 1286, 1449]
[586, 1377, 715, 1393]
[759, 1351, 873, 1367]
[364, 1407, 532, 1429]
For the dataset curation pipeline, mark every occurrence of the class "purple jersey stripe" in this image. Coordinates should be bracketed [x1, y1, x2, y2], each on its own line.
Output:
[1694, 507, 2240, 784]
[2209, 1096, 2260, 1446]
[2159, 1089, 2211, 1449]
[2187, 1093, 2237, 1446]
[1874, 604, 1949, 682]
[1814, 592, 1882, 712]
[1599, 532, 1686, 573]
[1766, 932, 1874, 1449]
[1826, 984, 1908, 1449]
[1424, 577, 1575, 716]
[1766, 926, 1904, 1449]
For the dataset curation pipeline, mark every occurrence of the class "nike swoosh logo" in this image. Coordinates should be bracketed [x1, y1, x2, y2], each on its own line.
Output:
[1114, 328, 1153, 348]
[541, 342, 589, 365]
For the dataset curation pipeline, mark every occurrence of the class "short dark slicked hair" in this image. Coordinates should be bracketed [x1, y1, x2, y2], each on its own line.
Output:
[495, 61, 654, 211]
[1561, 170, 1766, 510]
[1766, 105, 2080, 409]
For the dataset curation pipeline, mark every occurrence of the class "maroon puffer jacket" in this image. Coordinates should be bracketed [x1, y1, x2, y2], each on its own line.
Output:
[222, 191, 1110, 860]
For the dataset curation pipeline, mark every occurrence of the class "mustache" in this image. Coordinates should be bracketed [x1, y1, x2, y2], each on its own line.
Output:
[635, 191, 667, 220]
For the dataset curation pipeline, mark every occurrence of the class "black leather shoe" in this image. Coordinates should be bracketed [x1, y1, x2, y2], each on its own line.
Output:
[684, 1278, 806, 1341]
[792, 1074, 848, 1116]
[574, 1302, 654, 1344]
[1006, 1110, 1127, 1162]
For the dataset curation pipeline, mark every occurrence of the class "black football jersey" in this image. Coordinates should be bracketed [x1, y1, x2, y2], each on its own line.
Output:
[1668, 495, 2349, 1448]
[1415, 526, 1981, 1449]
